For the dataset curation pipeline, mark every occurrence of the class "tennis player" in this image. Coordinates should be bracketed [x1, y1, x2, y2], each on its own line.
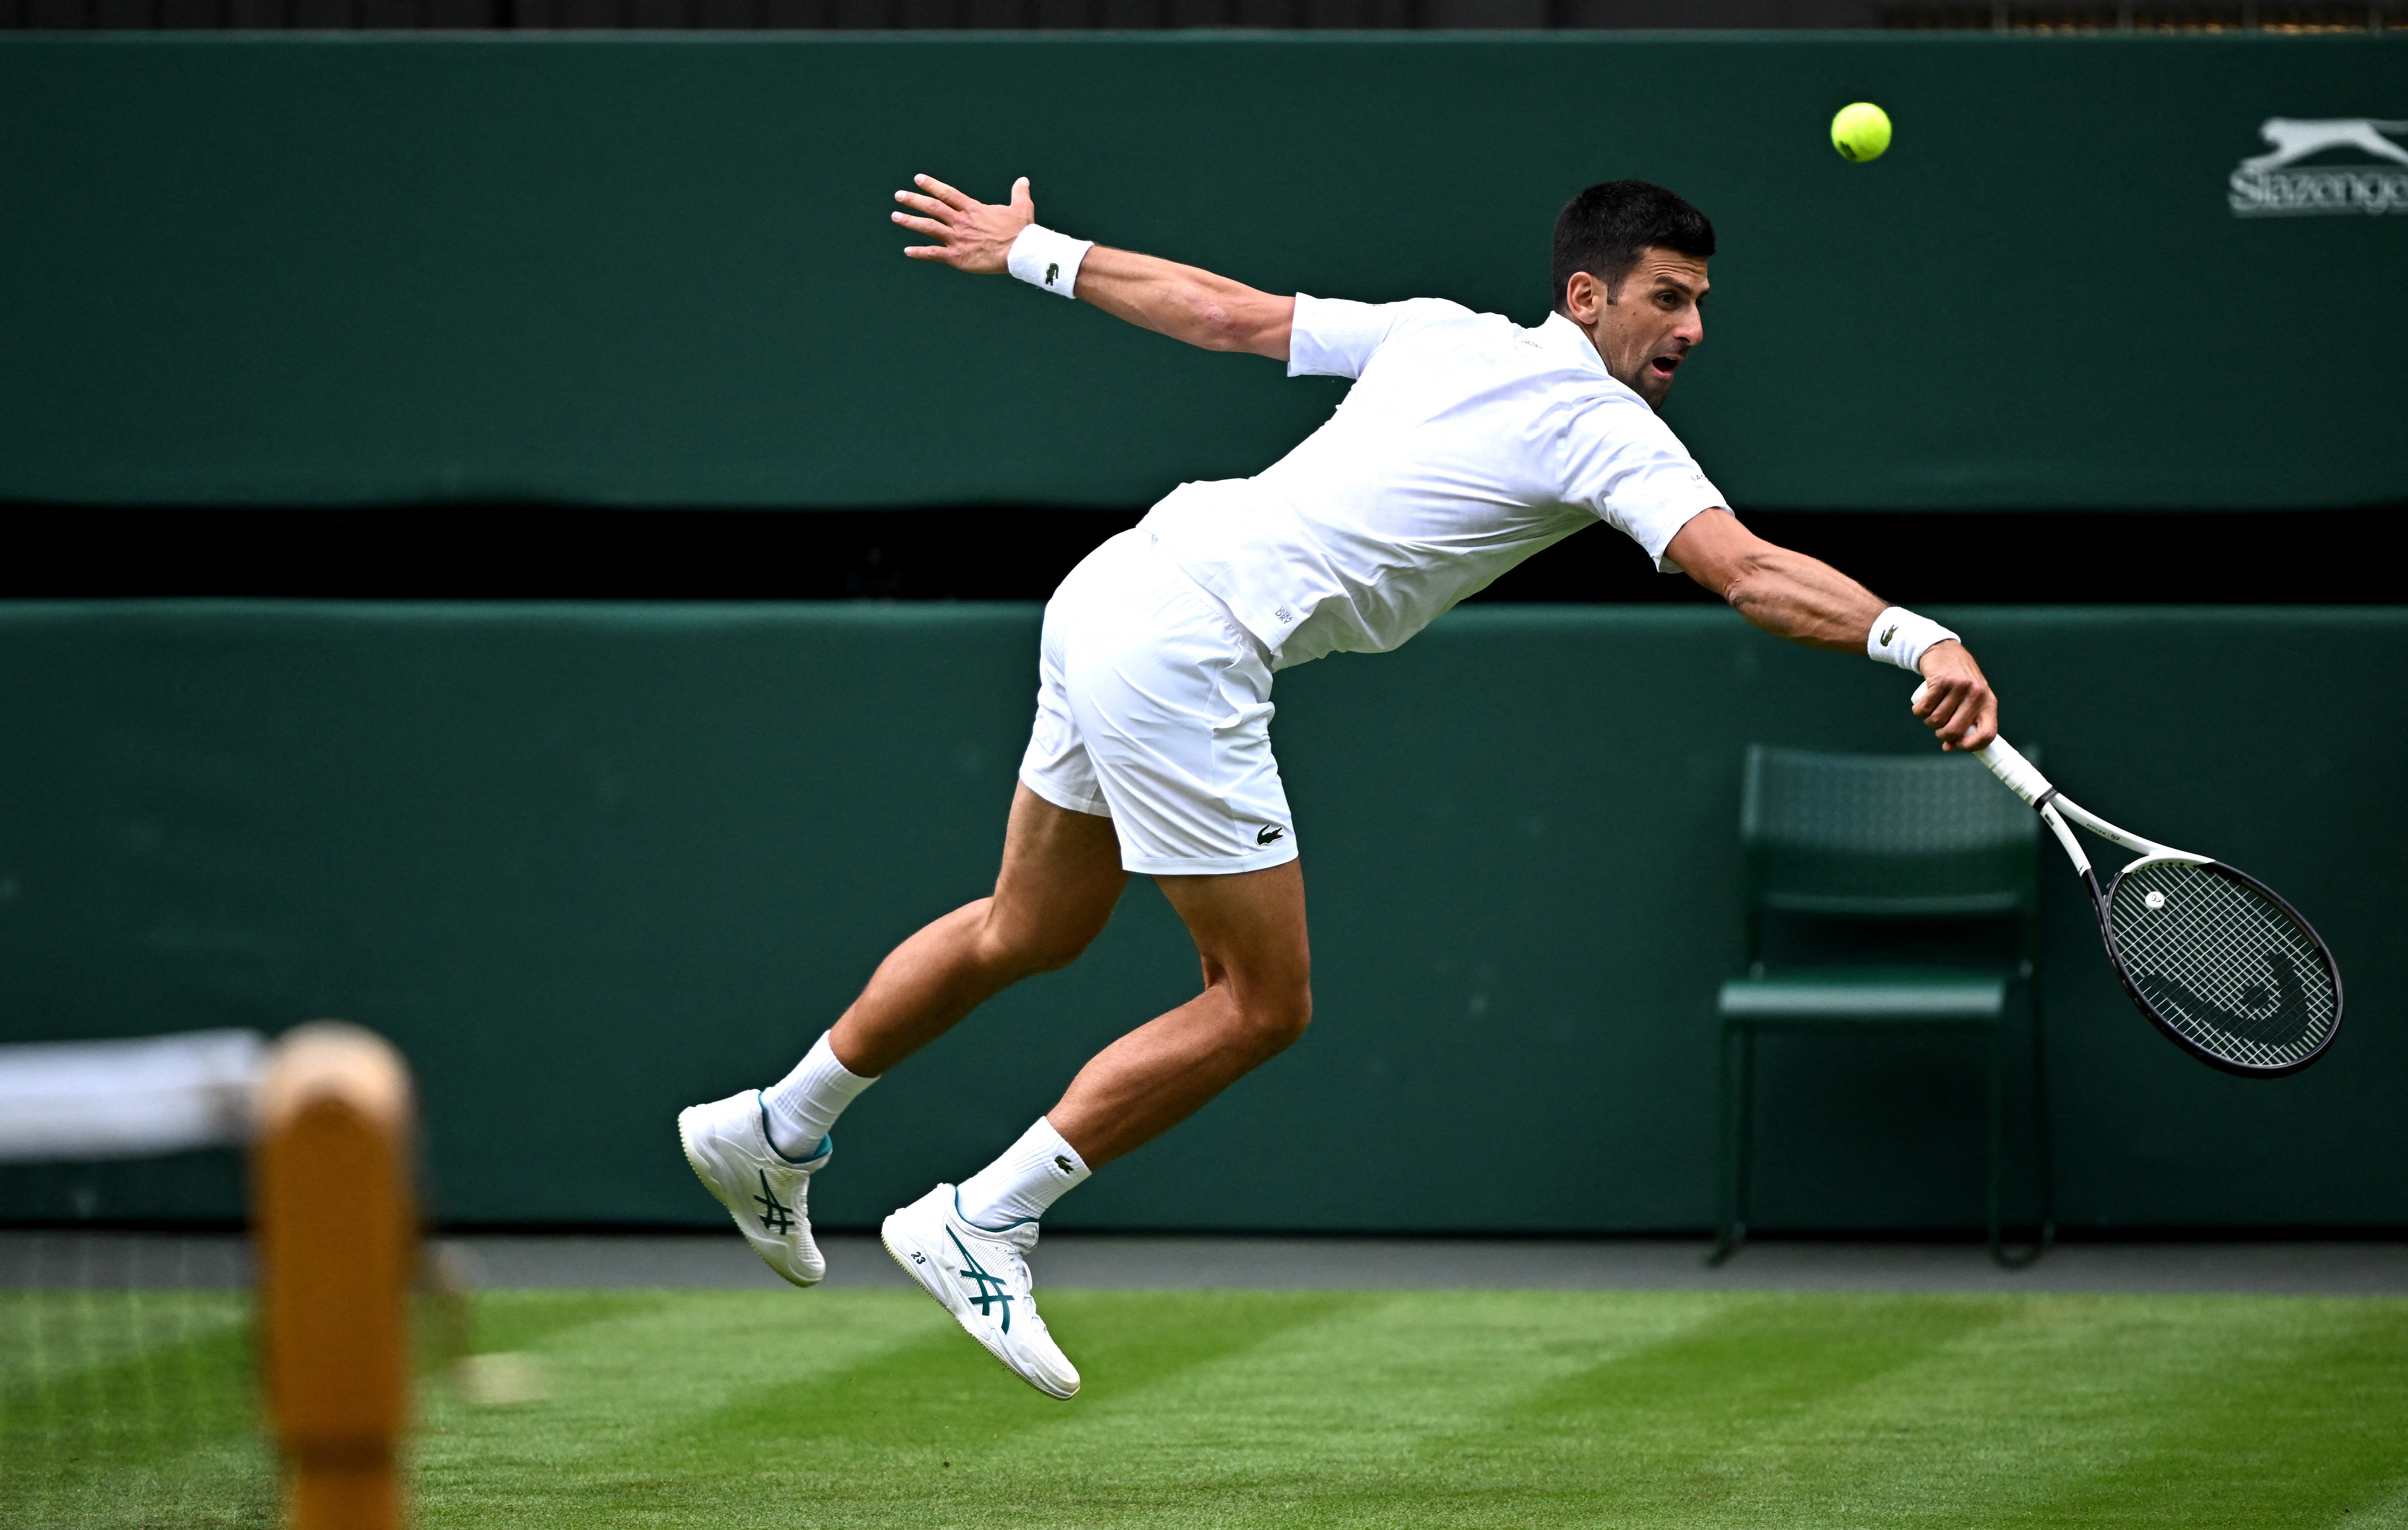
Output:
[678, 175, 2000, 1398]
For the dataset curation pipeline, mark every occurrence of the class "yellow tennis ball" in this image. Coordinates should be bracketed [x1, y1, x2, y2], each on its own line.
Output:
[1831, 102, 1893, 163]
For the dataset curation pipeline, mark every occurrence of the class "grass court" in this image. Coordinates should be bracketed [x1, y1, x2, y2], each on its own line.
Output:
[14, 1286, 2408, 1528]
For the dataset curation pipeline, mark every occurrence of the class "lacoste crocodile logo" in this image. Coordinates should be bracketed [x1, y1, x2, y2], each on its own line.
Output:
[1045, 261, 1061, 287]
[1256, 825, 1285, 846]
[1054, 1155, 1075, 1174]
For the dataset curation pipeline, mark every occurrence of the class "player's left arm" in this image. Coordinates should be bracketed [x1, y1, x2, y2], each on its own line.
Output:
[893, 174, 1292, 359]
[1664, 508, 1997, 752]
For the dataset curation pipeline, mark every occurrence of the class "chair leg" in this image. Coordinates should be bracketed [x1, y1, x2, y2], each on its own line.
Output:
[1996, 985, 2056, 1270]
[1709, 1025, 1753, 1268]
[1737, 1027, 1756, 1249]
[1705, 1030, 1762, 1270]
[1985, 1027, 2006, 1267]
[1710, 1024, 1736, 1265]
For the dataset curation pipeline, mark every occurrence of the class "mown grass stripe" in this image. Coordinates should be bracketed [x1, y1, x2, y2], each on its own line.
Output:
[1333, 1292, 2020, 1529]
[2011, 1297, 2408, 1529]
[414, 1289, 951, 1515]
[19, 1287, 2406, 1530]
[0, 1291, 270, 1530]
[1032, 1292, 1726, 1489]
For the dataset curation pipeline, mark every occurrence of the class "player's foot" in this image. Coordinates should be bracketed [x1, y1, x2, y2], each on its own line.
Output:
[881, 1184, 1079, 1399]
[676, 1090, 830, 1288]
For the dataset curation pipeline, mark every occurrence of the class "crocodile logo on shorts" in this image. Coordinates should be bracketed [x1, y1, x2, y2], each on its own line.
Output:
[1256, 825, 1286, 846]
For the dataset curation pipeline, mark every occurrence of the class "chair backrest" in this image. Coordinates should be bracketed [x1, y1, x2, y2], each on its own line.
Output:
[1741, 744, 2039, 920]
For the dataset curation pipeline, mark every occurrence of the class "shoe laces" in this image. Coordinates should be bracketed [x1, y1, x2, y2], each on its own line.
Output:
[987, 1239, 1050, 1334]
[1003, 1252, 1054, 1339]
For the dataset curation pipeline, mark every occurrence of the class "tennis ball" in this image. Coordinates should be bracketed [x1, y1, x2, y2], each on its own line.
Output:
[1831, 102, 1893, 163]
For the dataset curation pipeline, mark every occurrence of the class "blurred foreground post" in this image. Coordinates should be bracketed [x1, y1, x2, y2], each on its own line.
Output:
[253, 1023, 416, 1530]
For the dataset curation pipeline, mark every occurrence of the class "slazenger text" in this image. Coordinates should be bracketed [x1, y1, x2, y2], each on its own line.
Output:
[2229, 167, 2408, 217]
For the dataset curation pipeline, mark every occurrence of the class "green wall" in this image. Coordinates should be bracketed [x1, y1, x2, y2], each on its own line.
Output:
[2, 601, 2399, 1232]
[1, 32, 2401, 511]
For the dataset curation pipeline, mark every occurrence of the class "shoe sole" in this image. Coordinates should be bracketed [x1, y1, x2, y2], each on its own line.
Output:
[677, 1107, 822, 1289]
[881, 1213, 1077, 1400]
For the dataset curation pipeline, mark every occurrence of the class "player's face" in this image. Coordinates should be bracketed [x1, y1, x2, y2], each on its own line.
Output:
[1567, 250, 1709, 410]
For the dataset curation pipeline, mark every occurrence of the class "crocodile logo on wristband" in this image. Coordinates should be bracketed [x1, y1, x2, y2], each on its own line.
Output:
[1045, 262, 1060, 287]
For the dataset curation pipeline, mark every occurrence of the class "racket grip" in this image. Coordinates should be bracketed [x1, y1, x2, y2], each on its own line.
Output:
[1911, 681, 2055, 807]
[1975, 738, 2054, 808]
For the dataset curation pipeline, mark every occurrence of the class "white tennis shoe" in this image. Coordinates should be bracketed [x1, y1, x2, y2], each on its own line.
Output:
[676, 1090, 831, 1288]
[881, 1185, 1079, 1400]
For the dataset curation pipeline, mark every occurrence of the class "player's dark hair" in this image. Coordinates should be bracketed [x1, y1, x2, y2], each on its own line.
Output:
[1550, 181, 1716, 314]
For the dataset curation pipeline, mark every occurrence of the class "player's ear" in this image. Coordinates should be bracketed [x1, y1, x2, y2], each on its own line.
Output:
[1563, 269, 1605, 324]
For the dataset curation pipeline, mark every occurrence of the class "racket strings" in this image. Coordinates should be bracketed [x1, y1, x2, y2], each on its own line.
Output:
[2108, 863, 2337, 1071]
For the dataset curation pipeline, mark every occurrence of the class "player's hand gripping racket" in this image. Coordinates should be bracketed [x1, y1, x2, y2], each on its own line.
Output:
[1914, 683, 2343, 1077]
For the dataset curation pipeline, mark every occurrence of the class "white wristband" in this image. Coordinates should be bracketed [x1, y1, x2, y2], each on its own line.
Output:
[1006, 224, 1092, 300]
[1866, 605, 1960, 673]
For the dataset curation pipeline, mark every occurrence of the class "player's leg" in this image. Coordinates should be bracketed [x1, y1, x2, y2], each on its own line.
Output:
[679, 547, 1128, 1289]
[675, 785, 1123, 1289]
[931, 860, 1306, 1250]
[1044, 857, 1309, 1166]
[824, 782, 1129, 1079]
[883, 527, 1304, 1395]
[879, 860, 1308, 1400]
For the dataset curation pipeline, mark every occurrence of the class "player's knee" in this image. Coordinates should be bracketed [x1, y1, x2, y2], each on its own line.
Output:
[1236, 982, 1312, 1054]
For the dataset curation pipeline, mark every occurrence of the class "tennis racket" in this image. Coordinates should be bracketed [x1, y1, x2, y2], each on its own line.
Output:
[1914, 685, 2343, 1077]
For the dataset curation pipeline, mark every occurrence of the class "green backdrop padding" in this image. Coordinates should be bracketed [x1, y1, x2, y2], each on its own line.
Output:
[0, 33, 2401, 512]
[1, 601, 2399, 1232]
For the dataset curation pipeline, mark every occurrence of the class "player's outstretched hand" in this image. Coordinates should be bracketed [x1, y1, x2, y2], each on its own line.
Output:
[893, 174, 1035, 275]
[1912, 642, 1998, 753]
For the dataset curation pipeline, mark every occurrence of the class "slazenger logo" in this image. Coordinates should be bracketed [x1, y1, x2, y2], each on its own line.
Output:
[2228, 118, 2408, 218]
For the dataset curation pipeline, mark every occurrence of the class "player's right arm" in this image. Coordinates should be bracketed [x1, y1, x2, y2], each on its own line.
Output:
[1665, 508, 1999, 753]
[892, 174, 1293, 360]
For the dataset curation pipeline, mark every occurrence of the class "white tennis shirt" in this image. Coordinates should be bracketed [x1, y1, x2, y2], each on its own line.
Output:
[1138, 294, 1729, 670]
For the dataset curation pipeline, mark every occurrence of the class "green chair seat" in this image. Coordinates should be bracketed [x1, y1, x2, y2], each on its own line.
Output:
[1717, 967, 2009, 1023]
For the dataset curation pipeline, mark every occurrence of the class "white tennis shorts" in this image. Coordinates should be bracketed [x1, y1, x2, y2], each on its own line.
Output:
[1018, 527, 1297, 876]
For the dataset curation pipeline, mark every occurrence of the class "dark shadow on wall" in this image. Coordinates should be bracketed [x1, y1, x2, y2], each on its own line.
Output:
[0, 504, 2393, 605]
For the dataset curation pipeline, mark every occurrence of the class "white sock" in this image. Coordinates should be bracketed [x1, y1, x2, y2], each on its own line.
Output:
[760, 1032, 877, 1161]
[955, 1116, 1092, 1229]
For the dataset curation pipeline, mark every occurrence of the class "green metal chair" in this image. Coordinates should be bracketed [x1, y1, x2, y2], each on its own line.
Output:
[1711, 744, 2054, 1269]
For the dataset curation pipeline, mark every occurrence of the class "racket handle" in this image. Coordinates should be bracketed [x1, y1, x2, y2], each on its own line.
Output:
[1976, 737, 2054, 807]
[1910, 681, 2055, 806]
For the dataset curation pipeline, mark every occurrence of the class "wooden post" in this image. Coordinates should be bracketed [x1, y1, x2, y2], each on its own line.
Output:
[253, 1023, 416, 1530]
